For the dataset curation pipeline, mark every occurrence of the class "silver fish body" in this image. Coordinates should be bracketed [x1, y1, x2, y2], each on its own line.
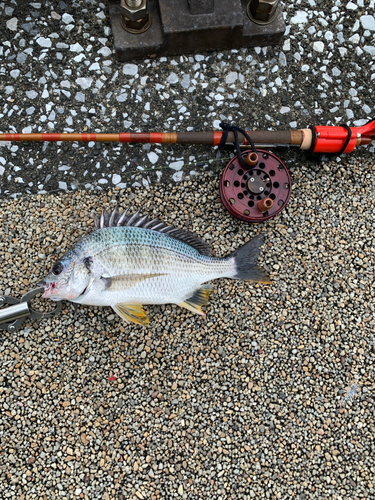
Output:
[39, 207, 270, 325]
[71, 227, 234, 306]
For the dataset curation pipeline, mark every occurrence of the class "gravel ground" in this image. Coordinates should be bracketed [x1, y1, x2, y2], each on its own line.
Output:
[0, 164, 374, 499]
[1, 1, 375, 500]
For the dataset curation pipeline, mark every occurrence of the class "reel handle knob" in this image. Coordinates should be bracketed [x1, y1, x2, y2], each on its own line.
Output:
[245, 152, 259, 167]
[258, 197, 274, 213]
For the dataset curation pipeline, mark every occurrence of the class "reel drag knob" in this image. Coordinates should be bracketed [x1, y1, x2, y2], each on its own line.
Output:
[219, 150, 292, 223]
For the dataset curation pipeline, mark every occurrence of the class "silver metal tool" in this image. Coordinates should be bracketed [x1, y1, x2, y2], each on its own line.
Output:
[0, 287, 62, 332]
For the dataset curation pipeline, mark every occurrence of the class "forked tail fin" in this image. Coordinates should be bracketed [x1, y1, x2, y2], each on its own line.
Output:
[228, 234, 271, 283]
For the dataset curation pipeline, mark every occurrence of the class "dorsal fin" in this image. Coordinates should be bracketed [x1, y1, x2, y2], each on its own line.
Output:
[92, 205, 212, 256]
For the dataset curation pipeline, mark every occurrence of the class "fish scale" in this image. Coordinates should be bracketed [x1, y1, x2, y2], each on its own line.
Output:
[73, 227, 234, 306]
[39, 206, 271, 325]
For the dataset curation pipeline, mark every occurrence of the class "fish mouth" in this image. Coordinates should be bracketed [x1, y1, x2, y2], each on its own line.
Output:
[37, 280, 52, 299]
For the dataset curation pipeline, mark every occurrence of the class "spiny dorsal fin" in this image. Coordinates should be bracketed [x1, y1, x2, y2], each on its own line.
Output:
[92, 205, 212, 256]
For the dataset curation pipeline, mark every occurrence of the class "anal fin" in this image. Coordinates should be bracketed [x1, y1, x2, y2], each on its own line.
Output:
[179, 285, 213, 318]
[112, 303, 149, 326]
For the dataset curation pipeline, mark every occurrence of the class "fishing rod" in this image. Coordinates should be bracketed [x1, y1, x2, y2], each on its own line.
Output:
[1, 121, 374, 151]
[1, 120, 374, 223]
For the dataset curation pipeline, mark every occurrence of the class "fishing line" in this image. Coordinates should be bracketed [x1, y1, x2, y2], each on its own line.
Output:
[122, 155, 233, 176]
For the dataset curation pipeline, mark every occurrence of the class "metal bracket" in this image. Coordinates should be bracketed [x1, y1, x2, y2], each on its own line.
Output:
[0, 288, 62, 332]
[109, 0, 285, 62]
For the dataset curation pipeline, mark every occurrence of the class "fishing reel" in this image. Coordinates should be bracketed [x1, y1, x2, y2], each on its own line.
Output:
[219, 149, 291, 223]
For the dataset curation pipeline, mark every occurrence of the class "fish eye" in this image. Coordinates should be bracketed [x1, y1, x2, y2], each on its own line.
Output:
[52, 262, 64, 276]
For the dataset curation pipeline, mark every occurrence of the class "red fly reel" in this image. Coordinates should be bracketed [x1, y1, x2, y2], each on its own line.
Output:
[219, 149, 292, 223]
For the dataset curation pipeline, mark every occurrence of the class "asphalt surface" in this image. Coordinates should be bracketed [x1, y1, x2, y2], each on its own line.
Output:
[0, 1, 374, 195]
[0, 1, 375, 500]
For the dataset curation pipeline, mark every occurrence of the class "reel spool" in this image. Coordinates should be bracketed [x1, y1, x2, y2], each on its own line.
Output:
[219, 149, 292, 223]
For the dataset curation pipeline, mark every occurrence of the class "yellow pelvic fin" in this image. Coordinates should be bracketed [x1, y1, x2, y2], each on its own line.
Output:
[112, 303, 150, 326]
[179, 285, 213, 318]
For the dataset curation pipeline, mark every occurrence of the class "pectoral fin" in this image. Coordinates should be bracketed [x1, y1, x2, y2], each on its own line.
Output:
[101, 273, 166, 292]
[179, 285, 213, 318]
[112, 303, 150, 326]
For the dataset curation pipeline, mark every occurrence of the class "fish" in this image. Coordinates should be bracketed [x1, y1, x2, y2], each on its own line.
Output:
[38, 205, 271, 326]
